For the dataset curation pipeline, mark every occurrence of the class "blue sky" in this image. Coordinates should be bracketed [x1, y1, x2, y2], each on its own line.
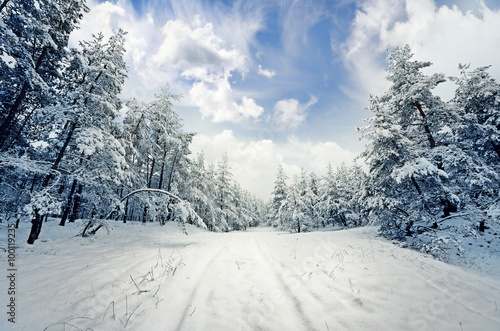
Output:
[70, 0, 500, 199]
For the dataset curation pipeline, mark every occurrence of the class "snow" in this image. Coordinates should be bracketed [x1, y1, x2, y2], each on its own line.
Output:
[1, 220, 500, 330]
[0, 52, 17, 69]
[393, 157, 447, 183]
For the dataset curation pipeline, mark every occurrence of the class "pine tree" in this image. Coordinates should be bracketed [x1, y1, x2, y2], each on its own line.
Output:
[0, 0, 88, 150]
[358, 45, 454, 238]
[317, 164, 338, 227]
[269, 164, 288, 227]
[216, 153, 232, 231]
[27, 29, 128, 243]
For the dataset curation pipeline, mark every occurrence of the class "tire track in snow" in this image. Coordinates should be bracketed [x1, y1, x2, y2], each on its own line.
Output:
[174, 240, 229, 331]
[251, 236, 318, 331]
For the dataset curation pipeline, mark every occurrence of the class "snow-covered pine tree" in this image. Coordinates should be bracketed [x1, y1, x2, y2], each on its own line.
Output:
[188, 152, 218, 230]
[278, 169, 315, 233]
[0, 0, 88, 226]
[308, 172, 320, 229]
[335, 163, 368, 227]
[269, 164, 288, 227]
[446, 65, 500, 208]
[317, 163, 339, 227]
[27, 29, 128, 243]
[358, 45, 454, 238]
[0, 0, 88, 150]
[216, 153, 233, 231]
[231, 182, 249, 230]
[450, 64, 500, 166]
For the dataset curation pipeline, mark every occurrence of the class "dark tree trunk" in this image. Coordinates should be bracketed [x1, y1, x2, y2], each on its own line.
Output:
[59, 179, 78, 226]
[148, 158, 155, 188]
[158, 161, 165, 190]
[0, 0, 11, 12]
[167, 149, 180, 192]
[414, 101, 436, 148]
[27, 120, 78, 243]
[4, 104, 39, 151]
[82, 220, 92, 237]
[27, 209, 42, 244]
[158, 144, 167, 190]
[0, 83, 28, 149]
[0, 47, 48, 149]
[142, 205, 148, 223]
[69, 184, 83, 223]
[30, 174, 37, 193]
[410, 176, 422, 195]
[123, 198, 129, 223]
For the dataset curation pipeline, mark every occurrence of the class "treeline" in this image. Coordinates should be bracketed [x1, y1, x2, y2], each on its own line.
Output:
[267, 164, 367, 232]
[0, 0, 264, 244]
[269, 46, 500, 249]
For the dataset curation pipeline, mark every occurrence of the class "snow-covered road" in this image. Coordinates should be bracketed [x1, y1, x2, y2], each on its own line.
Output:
[2, 221, 500, 330]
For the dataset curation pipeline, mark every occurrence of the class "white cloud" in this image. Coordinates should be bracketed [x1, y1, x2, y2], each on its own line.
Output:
[341, 0, 500, 104]
[258, 65, 276, 78]
[70, 1, 265, 122]
[153, 17, 246, 81]
[68, 0, 178, 101]
[190, 130, 282, 200]
[152, 15, 266, 123]
[282, 136, 358, 175]
[235, 96, 264, 119]
[273, 94, 318, 130]
[189, 78, 263, 122]
[378, 0, 500, 99]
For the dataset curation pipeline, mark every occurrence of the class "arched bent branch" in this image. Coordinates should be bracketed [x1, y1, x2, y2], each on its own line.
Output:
[105, 188, 183, 220]
[106, 188, 208, 231]
[120, 188, 182, 203]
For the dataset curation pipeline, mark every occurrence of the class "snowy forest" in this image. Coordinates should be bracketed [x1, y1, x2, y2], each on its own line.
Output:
[1, 0, 499, 260]
[0, 0, 266, 244]
[268, 45, 500, 261]
[2, 1, 500, 330]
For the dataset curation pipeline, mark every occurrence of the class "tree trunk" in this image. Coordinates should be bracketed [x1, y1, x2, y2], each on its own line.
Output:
[148, 158, 155, 188]
[167, 149, 180, 192]
[30, 174, 37, 193]
[27, 120, 78, 243]
[4, 104, 39, 151]
[0, 0, 11, 12]
[158, 143, 167, 190]
[414, 101, 436, 148]
[410, 176, 422, 195]
[123, 198, 129, 223]
[142, 205, 148, 223]
[0, 83, 28, 149]
[27, 209, 42, 244]
[59, 179, 78, 226]
[69, 184, 83, 222]
[0, 47, 48, 149]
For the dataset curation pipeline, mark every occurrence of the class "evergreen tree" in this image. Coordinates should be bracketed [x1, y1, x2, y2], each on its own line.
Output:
[27, 30, 128, 243]
[216, 153, 232, 231]
[0, 0, 88, 150]
[317, 163, 339, 227]
[358, 45, 454, 238]
[269, 164, 288, 227]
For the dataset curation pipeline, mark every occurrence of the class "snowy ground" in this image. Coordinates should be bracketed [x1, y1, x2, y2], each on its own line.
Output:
[1, 220, 500, 330]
